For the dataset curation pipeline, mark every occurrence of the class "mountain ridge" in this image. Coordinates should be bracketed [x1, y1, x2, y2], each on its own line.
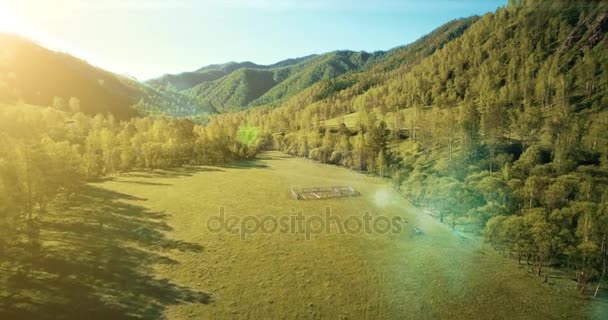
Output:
[146, 54, 319, 92]
[0, 33, 218, 118]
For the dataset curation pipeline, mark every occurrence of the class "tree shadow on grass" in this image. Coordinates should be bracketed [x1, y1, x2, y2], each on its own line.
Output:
[255, 154, 293, 161]
[114, 180, 174, 187]
[120, 167, 224, 180]
[0, 185, 211, 320]
[219, 159, 271, 170]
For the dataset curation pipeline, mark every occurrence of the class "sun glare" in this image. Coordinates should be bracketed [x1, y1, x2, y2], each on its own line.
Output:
[0, 2, 100, 73]
[0, 4, 20, 32]
[0, 2, 43, 42]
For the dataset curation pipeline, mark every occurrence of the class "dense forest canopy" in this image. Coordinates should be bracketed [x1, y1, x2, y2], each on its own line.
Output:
[0, 103, 266, 274]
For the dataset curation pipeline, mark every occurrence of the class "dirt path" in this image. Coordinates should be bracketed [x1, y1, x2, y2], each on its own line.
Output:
[99, 152, 604, 319]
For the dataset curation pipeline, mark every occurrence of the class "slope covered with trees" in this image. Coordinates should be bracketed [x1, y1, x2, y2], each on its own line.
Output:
[0, 103, 265, 287]
[146, 51, 384, 112]
[189, 51, 385, 112]
[147, 55, 317, 91]
[230, 0, 608, 294]
[247, 51, 385, 108]
[229, 16, 479, 127]
[135, 17, 476, 115]
[0, 34, 215, 118]
[188, 68, 279, 112]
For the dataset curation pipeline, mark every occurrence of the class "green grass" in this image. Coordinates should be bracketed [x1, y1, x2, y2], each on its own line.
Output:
[320, 112, 361, 130]
[2, 152, 606, 319]
[320, 108, 421, 131]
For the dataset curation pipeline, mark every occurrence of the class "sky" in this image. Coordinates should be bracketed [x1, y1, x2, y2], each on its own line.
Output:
[0, 0, 506, 80]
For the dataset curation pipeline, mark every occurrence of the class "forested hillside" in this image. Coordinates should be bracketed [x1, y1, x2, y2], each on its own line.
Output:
[0, 34, 214, 118]
[147, 56, 317, 91]
[0, 15, 479, 128]
[228, 16, 478, 127]
[187, 17, 476, 114]
[246, 51, 385, 108]
[146, 51, 386, 112]
[229, 0, 608, 294]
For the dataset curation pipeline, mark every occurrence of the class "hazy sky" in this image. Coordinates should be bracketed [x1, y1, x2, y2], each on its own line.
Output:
[0, 0, 506, 80]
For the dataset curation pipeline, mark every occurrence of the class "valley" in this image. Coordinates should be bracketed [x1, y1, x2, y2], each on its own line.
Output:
[1, 1, 608, 319]
[35, 152, 602, 319]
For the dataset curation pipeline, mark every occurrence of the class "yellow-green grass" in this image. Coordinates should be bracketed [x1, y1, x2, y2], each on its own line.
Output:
[3, 152, 606, 319]
[99, 152, 604, 318]
[320, 112, 361, 130]
[320, 108, 421, 131]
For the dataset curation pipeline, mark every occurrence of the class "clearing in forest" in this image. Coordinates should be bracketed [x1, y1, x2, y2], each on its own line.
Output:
[96, 152, 607, 319]
[3, 152, 605, 319]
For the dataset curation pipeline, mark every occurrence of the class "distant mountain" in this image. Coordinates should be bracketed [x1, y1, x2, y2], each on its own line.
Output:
[0, 34, 214, 118]
[148, 51, 384, 112]
[246, 51, 385, 108]
[249, 0, 608, 127]
[146, 16, 479, 114]
[236, 16, 479, 119]
[147, 62, 261, 92]
[146, 55, 318, 92]
[0, 15, 480, 118]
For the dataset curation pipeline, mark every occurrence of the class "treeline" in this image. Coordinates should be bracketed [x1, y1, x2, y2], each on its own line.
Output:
[230, 1, 608, 294]
[0, 104, 264, 270]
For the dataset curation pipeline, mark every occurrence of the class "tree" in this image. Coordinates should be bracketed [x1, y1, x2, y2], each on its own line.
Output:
[584, 112, 608, 167]
[526, 209, 558, 279]
[68, 97, 81, 113]
[459, 102, 480, 161]
[376, 151, 387, 178]
[52, 96, 66, 111]
[480, 101, 509, 172]
[436, 108, 458, 160]
[366, 120, 389, 155]
[320, 129, 335, 163]
[352, 134, 366, 171]
[511, 106, 543, 150]
[523, 175, 548, 209]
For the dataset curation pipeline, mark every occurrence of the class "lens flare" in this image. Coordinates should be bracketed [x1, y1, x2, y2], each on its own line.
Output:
[373, 189, 392, 208]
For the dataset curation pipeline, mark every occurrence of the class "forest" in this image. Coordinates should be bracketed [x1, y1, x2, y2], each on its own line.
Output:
[218, 0, 608, 295]
[0, 104, 264, 279]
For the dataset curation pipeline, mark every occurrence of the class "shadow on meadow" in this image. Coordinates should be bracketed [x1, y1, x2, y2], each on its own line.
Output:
[0, 185, 211, 320]
[114, 180, 174, 187]
[255, 154, 292, 161]
[119, 166, 224, 180]
[219, 160, 271, 170]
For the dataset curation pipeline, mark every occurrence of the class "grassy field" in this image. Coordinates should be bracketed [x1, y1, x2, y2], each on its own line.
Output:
[2, 152, 606, 319]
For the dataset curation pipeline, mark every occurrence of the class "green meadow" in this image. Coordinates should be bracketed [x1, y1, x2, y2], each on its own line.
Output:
[4, 151, 603, 319]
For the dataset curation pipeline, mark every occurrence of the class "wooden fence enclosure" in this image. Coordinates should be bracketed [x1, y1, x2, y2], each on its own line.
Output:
[290, 186, 360, 200]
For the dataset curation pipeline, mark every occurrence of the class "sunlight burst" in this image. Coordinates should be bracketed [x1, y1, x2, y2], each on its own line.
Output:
[0, 4, 20, 32]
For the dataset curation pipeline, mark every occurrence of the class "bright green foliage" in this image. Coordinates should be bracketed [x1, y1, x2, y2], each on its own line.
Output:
[237, 125, 261, 146]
